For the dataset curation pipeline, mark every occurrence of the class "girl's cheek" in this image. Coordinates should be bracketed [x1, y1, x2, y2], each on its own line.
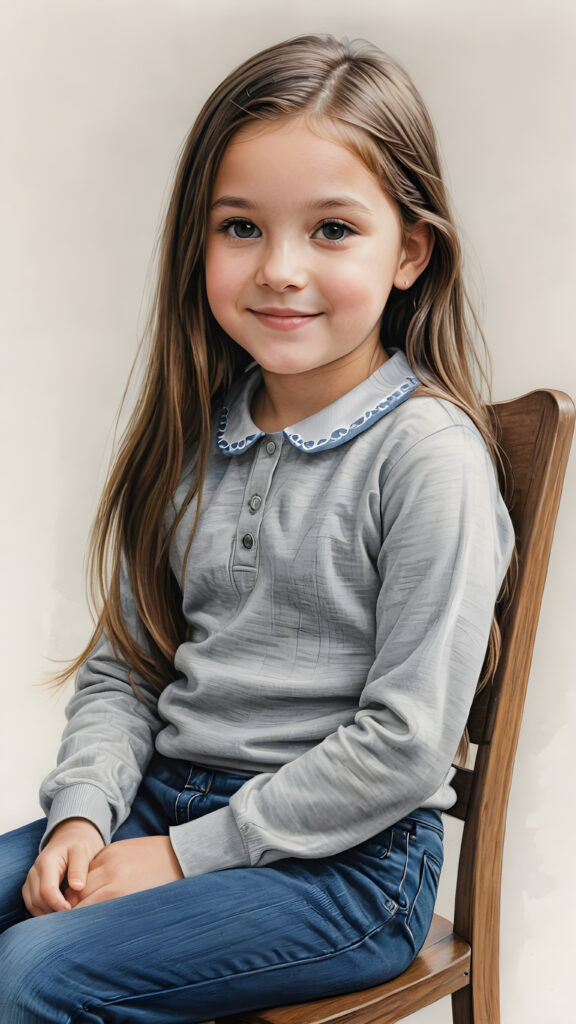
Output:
[205, 268, 239, 318]
[340, 254, 398, 299]
[327, 273, 385, 311]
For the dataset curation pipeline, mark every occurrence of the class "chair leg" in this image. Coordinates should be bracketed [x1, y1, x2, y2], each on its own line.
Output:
[452, 985, 474, 1024]
[452, 981, 500, 1024]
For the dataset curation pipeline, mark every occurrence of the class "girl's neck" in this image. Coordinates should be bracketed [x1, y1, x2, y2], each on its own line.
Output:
[251, 346, 389, 433]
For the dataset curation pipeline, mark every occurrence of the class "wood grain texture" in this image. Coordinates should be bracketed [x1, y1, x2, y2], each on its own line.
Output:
[452, 391, 575, 1024]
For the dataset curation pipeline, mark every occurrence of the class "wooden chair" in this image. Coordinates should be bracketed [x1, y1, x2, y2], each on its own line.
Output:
[217, 388, 575, 1024]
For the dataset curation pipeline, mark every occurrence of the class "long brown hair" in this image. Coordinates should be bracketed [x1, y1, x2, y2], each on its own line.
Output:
[58, 34, 509, 722]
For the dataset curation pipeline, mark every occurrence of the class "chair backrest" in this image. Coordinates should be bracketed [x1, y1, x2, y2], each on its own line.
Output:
[448, 389, 575, 1021]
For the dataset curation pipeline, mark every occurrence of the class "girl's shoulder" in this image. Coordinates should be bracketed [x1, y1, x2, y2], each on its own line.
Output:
[377, 392, 514, 566]
[387, 389, 484, 440]
[373, 388, 497, 489]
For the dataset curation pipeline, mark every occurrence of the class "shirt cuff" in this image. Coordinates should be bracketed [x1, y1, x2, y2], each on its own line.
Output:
[40, 784, 112, 850]
[169, 805, 251, 877]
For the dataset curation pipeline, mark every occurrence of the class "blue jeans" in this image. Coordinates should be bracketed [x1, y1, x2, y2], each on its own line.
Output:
[0, 754, 443, 1023]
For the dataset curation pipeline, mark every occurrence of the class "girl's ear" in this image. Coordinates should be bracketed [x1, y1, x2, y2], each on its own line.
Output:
[393, 220, 434, 290]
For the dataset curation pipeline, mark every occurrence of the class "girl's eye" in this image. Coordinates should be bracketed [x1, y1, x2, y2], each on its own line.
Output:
[221, 219, 261, 239]
[314, 220, 354, 242]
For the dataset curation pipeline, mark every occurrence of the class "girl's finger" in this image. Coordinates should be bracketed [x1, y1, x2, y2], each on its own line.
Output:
[66, 845, 90, 891]
[39, 886, 71, 915]
[64, 861, 105, 906]
[63, 887, 83, 908]
[21, 868, 38, 915]
[23, 865, 71, 916]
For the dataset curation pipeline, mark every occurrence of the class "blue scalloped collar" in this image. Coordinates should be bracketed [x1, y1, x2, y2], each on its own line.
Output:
[217, 350, 420, 456]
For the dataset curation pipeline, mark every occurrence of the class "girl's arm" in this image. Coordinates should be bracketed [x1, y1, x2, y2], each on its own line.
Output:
[23, 559, 164, 913]
[39, 558, 163, 849]
[166, 422, 515, 877]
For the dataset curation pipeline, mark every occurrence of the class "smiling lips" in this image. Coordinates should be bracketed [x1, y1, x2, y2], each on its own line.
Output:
[250, 307, 321, 331]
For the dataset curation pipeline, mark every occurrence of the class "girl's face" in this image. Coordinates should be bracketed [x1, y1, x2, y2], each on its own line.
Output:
[205, 118, 410, 383]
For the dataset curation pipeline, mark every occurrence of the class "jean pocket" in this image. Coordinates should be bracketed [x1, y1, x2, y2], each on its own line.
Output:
[405, 850, 442, 952]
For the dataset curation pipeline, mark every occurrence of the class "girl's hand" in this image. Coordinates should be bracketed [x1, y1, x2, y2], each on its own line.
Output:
[22, 818, 105, 916]
[64, 836, 184, 908]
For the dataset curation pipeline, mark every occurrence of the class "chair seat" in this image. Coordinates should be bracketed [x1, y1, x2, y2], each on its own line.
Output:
[218, 915, 471, 1024]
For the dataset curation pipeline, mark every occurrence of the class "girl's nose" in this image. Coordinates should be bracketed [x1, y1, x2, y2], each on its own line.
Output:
[254, 241, 308, 291]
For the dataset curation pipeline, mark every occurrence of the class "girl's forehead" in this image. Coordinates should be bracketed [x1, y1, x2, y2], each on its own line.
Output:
[215, 118, 381, 193]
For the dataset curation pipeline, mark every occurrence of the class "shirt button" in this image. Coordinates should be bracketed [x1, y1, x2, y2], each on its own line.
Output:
[248, 494, 262, 513]
[242, 533, 255, 550]
[265, 440, 276, 455]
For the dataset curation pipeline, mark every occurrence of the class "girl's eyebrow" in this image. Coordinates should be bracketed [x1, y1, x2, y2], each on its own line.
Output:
[211, 196, 254, 211]
[310, 197, 374, 215]
[210, 195, 374, 214]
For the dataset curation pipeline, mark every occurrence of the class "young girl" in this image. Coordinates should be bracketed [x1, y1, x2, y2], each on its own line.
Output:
[0, 33, 514, 1023]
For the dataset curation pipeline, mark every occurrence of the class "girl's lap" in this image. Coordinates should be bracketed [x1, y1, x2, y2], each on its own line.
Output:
[0, 814, 442, 1023]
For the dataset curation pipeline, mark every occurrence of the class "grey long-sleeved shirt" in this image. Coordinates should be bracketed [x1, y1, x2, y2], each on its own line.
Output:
[40, 351, 515, 877]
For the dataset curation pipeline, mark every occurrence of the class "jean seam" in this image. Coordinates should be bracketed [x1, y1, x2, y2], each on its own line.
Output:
[396, 830, 411, 904]
[185, 790, 205, 821]
[405, 851, 438, 948]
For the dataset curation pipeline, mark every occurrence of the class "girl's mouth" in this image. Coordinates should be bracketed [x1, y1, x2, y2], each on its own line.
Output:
[250, 308, 321, 331]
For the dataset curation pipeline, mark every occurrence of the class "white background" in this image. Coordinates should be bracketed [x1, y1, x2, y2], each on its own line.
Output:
[1, 1, 575, 1021]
